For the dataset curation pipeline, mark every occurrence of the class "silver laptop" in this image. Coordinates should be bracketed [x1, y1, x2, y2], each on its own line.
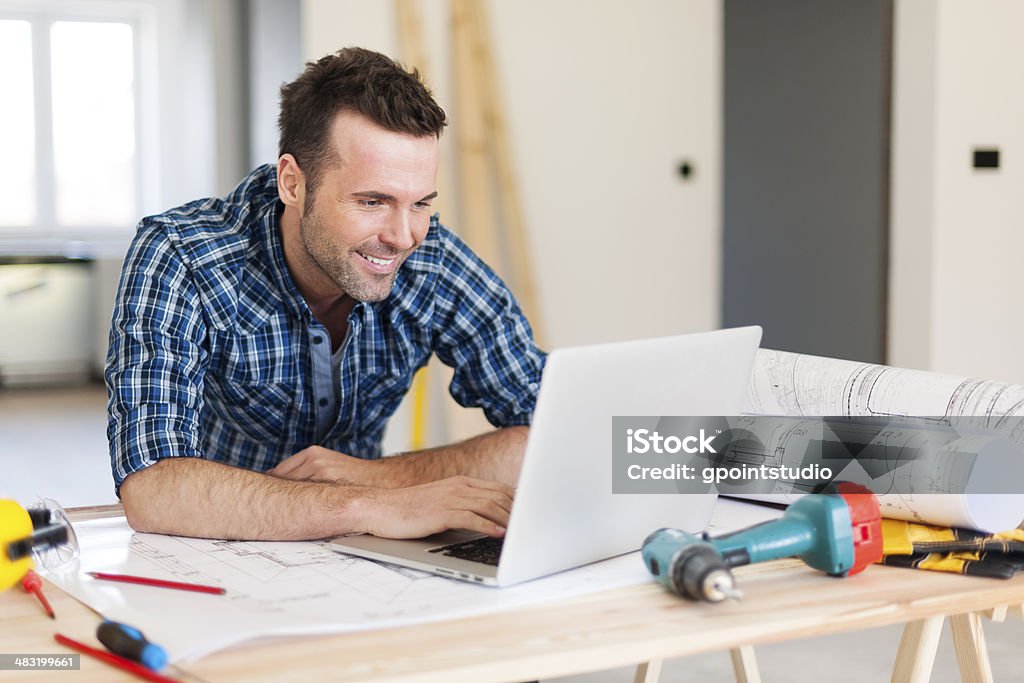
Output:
[329, 326, 762, 586]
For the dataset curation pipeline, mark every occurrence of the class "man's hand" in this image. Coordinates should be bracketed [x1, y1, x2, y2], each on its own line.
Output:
[269, 426, 527, 489]
[268, 447, 516, 539]
[352, 475, 514, 539]
[119, 458, 513, 542]
[268, 446, 388, 486]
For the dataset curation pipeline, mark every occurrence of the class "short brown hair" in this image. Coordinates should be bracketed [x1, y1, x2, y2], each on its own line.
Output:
[278, 47, 447, 193]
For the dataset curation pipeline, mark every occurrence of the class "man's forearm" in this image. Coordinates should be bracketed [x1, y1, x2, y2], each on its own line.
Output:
[120, 456, 516, 541]
[120, 458, 366, 540]
[371, 426, 529, 488]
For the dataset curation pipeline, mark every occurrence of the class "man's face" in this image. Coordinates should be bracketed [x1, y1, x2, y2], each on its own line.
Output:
[299, 111, 439, 303]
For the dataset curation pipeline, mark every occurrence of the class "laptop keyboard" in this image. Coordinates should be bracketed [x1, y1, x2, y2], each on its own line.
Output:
[429, 536, 505, 566]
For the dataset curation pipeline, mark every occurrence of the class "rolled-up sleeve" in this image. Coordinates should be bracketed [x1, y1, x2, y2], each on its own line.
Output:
[432, 230, 546, 427]
[105, 220, 209, 494]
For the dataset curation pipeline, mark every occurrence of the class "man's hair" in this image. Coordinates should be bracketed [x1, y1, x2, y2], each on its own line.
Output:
[278, 47, 447, 193]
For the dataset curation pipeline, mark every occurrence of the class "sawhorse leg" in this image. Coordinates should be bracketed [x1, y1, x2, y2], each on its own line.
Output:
[949, 613, 994, 683]
[730, 646, 762, 683]
[633, 647, 761, 683]
[890, 616, 945, 683]
[633, 659, 662, 683]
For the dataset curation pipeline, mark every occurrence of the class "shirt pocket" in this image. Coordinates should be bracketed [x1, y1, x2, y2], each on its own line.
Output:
[205, 328, 298, 444]
[206, 379, 295, 445]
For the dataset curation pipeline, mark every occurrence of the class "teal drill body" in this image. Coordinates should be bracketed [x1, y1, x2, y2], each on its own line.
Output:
[642, 488, 882, 602]
[713, 495, 855, 574]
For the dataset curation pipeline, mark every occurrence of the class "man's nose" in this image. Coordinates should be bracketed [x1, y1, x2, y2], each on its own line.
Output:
[381, 212, 416, 251]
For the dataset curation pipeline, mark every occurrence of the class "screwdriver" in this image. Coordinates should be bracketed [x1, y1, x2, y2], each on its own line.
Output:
[97, 620, 168, 671]
[21, 569, 55, 619]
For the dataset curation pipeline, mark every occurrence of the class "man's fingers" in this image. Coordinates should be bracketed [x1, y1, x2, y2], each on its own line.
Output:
[469, 496, 511, 528]
[430, 477, 514, 527]
[283, 463, 317, 481]
[439, 485, 511, 528]
[268, 452, 307, 476]
[465, 490, 513, 519]
[450, 510, 506, 538]
[455, 476, 515, 500]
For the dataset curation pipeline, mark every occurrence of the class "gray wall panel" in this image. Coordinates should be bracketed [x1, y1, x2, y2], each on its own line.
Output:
[723, 0, 891, 363]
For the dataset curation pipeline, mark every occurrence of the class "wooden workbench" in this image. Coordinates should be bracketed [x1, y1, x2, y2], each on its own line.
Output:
[2, 506, 1022, 682]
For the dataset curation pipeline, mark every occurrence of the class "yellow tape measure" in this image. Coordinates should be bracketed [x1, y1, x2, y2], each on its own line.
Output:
[0, 499, 34, 591]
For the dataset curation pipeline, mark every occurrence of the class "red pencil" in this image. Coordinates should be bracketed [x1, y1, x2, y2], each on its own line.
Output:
[86, 572, 226, 595]
[54, 633, 180, 683]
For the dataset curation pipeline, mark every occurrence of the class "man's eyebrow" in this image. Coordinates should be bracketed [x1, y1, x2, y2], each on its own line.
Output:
[350, 191, 438, 203]
[351, 191, 397, 202]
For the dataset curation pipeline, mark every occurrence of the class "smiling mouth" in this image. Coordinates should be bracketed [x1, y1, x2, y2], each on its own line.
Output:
[357, 251, 397, 267]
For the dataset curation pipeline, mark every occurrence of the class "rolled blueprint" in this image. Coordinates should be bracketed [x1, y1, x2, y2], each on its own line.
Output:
[738, 349, 1024, 531]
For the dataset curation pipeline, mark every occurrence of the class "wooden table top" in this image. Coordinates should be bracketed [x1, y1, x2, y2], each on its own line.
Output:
[4, 505, 1024, 682]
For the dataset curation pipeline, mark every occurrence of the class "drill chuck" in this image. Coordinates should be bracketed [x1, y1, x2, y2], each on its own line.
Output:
[642, 528, 742, 602]
[671, 543, 735, 601]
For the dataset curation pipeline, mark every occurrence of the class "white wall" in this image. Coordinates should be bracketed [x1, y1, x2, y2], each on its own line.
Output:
[890, 0, 1024, 384]
[301, 0, 723, 349]
[302, 0, 722, 449]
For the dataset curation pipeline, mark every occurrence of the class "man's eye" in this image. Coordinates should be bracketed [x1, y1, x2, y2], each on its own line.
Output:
[359, 199, 382, 208]
[413, 202, 431, 210]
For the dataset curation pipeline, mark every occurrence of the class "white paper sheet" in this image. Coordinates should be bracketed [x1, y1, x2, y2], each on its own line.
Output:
[44, 516, 649, 662]
[43, 500, 779, 663]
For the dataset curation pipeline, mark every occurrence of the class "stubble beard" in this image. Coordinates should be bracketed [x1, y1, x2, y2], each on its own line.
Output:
[300, 211, 402, 303]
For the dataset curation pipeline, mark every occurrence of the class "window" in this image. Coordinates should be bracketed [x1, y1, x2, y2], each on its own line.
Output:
[0, 7, 143, 235]
[51, 21, 137, 227]
[0, 20, 35, 227]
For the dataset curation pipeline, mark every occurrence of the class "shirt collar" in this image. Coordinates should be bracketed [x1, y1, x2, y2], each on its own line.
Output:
[251, 165, 313, 321]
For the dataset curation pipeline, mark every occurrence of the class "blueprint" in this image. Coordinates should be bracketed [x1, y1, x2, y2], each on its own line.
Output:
[737, 349, 1024, 531]
[43, 501, 774, 663]
[745, 348, 1024, 424]
[44, 515, 651, 662]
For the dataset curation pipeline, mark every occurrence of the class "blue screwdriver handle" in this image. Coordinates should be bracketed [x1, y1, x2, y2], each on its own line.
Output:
[96, 620, 168, 671]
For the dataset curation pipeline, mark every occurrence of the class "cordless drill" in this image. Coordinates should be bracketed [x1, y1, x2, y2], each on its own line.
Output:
[642, 484, 883, 602]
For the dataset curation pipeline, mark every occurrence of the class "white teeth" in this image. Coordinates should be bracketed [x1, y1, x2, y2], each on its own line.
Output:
[361, 253, 395, 266]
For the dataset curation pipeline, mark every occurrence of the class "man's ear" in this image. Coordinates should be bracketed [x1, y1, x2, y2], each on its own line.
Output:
[277, 155, 305, 210]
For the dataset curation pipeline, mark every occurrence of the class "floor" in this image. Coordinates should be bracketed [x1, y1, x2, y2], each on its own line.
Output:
[2, 385, 1022, 681]
[2, 383, 118, 508]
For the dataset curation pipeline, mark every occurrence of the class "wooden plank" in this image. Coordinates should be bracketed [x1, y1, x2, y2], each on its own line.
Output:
[981, 605, 1007, 622]
[730, 645, 762, 683]
[950, 612, 994, 683]
[66, 504, 125, 522]
[23, 514, 1024, 683]
[178, 565, 1024, 682]
[451, 0, 499, 266]
[464, 0, 545, 344]
[890, 616, 944, 683]
[633, 659, 662, 683]
[394, 0, 428, 75]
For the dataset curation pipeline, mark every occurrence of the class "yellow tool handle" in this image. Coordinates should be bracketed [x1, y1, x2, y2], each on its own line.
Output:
[0, 499, 35, 591]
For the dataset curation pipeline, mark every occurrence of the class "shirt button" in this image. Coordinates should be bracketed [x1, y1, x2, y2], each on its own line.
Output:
[318, 398, 329, 407]
[312, 336, 324, 345]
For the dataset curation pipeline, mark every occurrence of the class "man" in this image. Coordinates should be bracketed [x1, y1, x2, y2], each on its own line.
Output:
[105, 48, 545, 542]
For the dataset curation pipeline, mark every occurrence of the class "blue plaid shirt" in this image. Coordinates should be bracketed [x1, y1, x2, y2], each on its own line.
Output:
[105, 165, 545, 493]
